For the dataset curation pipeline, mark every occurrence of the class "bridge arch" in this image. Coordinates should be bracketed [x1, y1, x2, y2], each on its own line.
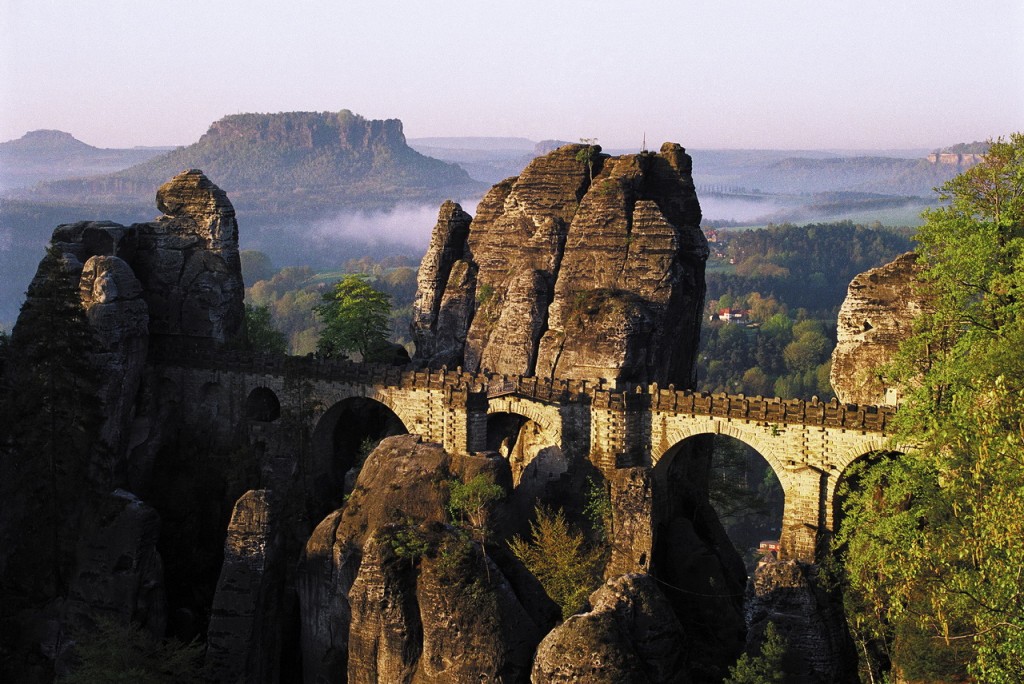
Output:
[652, 418, 792, 491]
[308, 395, 410, 515]
[245, 387, 281, 423]
[485, 398, 565, 490]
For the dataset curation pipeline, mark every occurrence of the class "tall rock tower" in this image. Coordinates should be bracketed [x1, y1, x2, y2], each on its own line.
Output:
[412, 142, 707, 388]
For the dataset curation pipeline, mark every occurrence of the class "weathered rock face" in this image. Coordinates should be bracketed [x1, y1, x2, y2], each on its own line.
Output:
[830, 252, 927, 405]
[412, 201, 474, 364]
[412, 143, 707, 387]
[745, 559, 858, 684]
[79, 255, 149, 456]
[0, 171, 249, 682]
[136, 169, 245, 343]
[30, 169, 245, 347]
[298, 435, 545, 684]
[531, 574, 690, 684]
[63, 490, 167, 637]
[206, 489, 284, 684]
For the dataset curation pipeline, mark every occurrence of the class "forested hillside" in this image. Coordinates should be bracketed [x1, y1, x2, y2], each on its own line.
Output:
[699, 222, 914, 399]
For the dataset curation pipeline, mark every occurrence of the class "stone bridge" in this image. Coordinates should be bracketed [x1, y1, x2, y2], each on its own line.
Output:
[152, 343, 897, 563]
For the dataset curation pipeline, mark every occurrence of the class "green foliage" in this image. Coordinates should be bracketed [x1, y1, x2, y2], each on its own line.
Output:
[239, 249, 275, 285]
[583, 477, 612, 541]
[575, 138, 600, 183]
[724, 622, 788, 684]
[60, 616, 203, 684]
[708, 437, 784, 563]
[314, 274, 392, 361]
[244, 303, 287, 355]
[476, 282, 495, 306]
[700, 221, 912, 399]
[387, 522, 430, 564]
[448, 474, 505, 537]
[836, 134, 1024, 682]
[509, 505, 603, 620]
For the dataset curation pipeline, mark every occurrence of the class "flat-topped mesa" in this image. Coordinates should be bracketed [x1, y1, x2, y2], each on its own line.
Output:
[412, 142, 707, 388]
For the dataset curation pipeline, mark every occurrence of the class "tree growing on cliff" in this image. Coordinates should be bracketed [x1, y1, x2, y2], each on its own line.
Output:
[836, 133, 1024, 681]
[448, 474, 505, 580]
[244, 304, 287, 355]
[509, 505, 603, 619]
[575, 138, 599, 183]
[314, 274, 391, 361]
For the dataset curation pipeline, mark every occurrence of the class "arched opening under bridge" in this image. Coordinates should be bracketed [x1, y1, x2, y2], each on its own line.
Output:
[648, 432, 785, 679]
[245, 387, 281, 422]
[311, 396, 408, 514]
[485, 411, 566, 490]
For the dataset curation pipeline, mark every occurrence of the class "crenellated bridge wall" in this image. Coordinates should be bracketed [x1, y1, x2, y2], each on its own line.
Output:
[150, 342, 899, 562]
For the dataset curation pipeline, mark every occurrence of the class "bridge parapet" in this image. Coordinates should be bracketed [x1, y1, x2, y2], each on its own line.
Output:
[636, 384, 894, 433]
[150, 338, 895, 433]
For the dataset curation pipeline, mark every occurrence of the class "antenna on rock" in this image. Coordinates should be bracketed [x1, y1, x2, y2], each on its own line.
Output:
[642, 132, 647, 153]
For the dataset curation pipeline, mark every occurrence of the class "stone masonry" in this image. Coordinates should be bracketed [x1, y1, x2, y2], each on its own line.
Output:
[152, 342, 895, 563]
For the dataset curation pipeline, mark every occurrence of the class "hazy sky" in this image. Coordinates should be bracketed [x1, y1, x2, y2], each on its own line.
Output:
[1, 0, 1021, 150]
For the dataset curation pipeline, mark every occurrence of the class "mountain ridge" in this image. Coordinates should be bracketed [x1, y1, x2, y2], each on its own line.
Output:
[14, 111, 487, 211]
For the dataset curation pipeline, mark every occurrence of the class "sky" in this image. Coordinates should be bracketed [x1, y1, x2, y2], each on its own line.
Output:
[1, 0, 1021, 150]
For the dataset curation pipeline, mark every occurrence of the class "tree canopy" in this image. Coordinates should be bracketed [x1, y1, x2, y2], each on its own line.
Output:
[313, 274, 392, 361]
[835, 133, 1024, 681]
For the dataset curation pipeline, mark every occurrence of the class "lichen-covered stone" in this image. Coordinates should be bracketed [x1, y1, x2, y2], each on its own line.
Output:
[830, 252, 927, 405]
[413, 143, 707, 387]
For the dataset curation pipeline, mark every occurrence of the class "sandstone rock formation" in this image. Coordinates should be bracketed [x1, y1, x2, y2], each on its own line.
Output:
[0, 170, 249, 682]
[79, 255, 149, 456]
[37, 169, 246, 347]
[745, 559, 858, 683]
[830, 252, 928, 405]
[140, 169, 246, 343]
[531, 574, 690, 683]
[412, 142, 707, 387]
[299, 435, 545, 684]
[63, 490, 167, 637]
[206, 489, 284, 684]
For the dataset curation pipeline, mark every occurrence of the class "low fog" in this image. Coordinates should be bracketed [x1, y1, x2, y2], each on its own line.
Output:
[699, 195, 789, 224]
[307, 200, 481, 253]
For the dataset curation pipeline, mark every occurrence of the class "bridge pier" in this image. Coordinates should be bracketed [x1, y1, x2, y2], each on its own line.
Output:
[441, 386, 489, 455]
[779, 467, 829, 562]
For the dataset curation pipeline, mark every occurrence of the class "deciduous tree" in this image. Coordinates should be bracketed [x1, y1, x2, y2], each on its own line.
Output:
[836, 134, 1024, 681]
[314, 274, 392, 361]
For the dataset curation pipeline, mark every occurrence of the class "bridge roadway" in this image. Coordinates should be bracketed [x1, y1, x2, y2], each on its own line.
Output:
[151, 342, 898, 563]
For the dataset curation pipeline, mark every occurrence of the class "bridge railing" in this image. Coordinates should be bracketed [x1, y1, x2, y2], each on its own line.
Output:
[148, 338, 894, 432]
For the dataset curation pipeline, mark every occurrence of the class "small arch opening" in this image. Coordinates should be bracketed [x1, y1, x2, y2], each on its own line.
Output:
[245, 387, 281, 422]
[486, 411, 565, 490]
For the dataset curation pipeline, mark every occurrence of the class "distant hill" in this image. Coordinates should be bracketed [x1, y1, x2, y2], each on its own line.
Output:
[0, 129, 169, 191]
[20, 111, 487, 213]
[407, 136, 573, 184]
